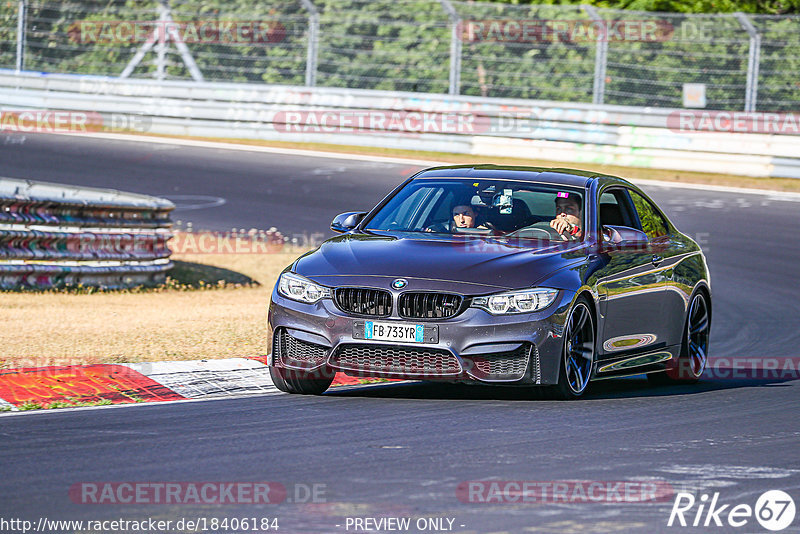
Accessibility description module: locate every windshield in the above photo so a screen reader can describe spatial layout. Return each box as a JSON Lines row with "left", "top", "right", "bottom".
{"left": 365, "top": 178, "right": 586, "bottom": 241}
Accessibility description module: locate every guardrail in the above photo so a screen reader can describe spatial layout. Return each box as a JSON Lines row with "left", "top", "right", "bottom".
{"left": 1, "top": 70, "right": 799, "bottom": 179}
{"left": 0, "top": 177, "right": 174, "bottom": 289}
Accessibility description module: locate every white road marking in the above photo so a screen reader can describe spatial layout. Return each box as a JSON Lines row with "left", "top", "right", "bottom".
{"left": 67, "top": 132, "right": 442, "bottom": 166}
{"left": 166, "top": 194, "right": 227, "bottom": 211}
{"left": 57, "top": 131, "right": 800, "bottom": 200}
{"left": 0, "top": 391, "right": 285, "bottom": 417}
{"left": 311, "top": 166, "right": 348, "bottom": 175}
{"left": 639, "top": 179, "right": 800, "bottom": 202}
{"left": 660, "top": 465, "right": 800, "bottom": 479}
{"left": 662, "top": 194, "right": 795, "bottom": 210}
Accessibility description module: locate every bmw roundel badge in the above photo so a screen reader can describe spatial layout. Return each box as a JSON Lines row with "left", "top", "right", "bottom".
{"left": 392, "top": 279, "right": 408, "bottom": 289}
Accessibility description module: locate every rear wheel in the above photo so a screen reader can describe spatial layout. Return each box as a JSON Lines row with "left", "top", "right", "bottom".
{"left": 648, "top": 291, "right": 710, "bottom": 385}
{"left": 550, "top": 299, "right": 596, "bottom": 400}
{"left": 269, "top": 366, "right": 335, "bottom": 395}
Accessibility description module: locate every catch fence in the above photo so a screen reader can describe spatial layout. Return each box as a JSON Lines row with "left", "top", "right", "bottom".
{"left": 0, "top": 0, "right": 798, "bottom": 112}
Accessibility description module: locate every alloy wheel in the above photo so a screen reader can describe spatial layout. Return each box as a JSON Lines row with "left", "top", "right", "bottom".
{"left": 685, "top": 293, "right": 710, "bottom": 378}
{"left": 564, "top": 302, "right": 595, "bottom": 395}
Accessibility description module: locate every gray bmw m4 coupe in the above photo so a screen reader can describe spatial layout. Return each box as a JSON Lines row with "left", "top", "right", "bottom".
{"left": 268, "top": 165, "right": 711, "bottom": 399}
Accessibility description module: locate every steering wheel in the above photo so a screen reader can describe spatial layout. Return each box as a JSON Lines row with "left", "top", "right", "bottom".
{"left": 424, "top": 222, "right": 449, "bottom": 233}
{"left": 504, "top": 226, "right": 554, "bottom": 240}
{"left": 526, "top": 221, "right": 578, "bottom": 241}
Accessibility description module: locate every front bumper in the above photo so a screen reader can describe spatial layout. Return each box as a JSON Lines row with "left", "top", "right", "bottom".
{"left": 267, "top": 286, "right": 575, "bottom": 386}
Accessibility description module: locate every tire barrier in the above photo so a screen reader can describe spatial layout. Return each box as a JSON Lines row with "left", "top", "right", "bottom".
{"left": 0, "top": 177, "right": 174, "bottom": 289}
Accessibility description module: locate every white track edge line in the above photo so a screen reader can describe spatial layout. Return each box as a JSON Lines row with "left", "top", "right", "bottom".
{"left": 45, "top": 131, "right": 800, "bottom": 201}
{"left": 0, "top": 381, "right": 411, "bottom": 417}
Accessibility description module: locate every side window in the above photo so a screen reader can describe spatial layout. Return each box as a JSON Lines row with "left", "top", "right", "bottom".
{"left": 598, "top": 189, "right": 634, "bottom": 228}
{"left": 628, "top": 190, "right": 669, "bottom": 239}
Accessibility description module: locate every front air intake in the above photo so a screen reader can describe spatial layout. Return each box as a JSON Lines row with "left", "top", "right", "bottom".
{"left": 273, "top": 328, "right": 329, "bottom": 369}
{"left": 330, "top": 344, "right": 462, "bottom": 376}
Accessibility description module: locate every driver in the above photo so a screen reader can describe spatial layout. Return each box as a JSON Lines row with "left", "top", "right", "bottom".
{"left": 550, "top": 193, "right": 583, "bottom": 240}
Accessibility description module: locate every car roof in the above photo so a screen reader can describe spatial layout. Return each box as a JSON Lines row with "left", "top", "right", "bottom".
{"left": 413, "top": 164, "right": 633, "bottom": 190}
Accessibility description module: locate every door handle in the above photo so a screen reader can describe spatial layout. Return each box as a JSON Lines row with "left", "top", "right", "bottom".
{"left": 652, "top": 254, "right": 663, "bottom": 265}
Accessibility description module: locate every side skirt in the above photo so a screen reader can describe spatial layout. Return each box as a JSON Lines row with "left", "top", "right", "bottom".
{"left": 593, "top": 347, "right": 679, "bottom": 380}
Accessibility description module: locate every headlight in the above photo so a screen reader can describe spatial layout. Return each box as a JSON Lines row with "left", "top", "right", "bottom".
{"left": 471, "top": 288, "right": 558, "bottom": 315}
{"left": 277, "top": 272, "right": 331, "bottom": 304}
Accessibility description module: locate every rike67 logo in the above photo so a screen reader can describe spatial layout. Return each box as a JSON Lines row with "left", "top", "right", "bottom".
{"left": 668, "top": 490, "right": 796, "bottom": 531}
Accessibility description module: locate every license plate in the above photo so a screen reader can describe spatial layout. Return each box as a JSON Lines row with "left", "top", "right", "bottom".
{"left": 352, "top": 320, "right": 439, "bottom": 344}
{"left": 366, "top": 321, "right": 423, "bottom": 342}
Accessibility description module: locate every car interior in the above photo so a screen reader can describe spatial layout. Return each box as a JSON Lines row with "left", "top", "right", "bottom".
{"left": 422, "top": 187, "right": 584, "bottom": 240}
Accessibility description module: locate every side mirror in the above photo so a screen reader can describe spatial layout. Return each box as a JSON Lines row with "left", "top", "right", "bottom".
{"left": 601, "top": 225, "right": 649, "bottom": 251}
{"left": 331, "top": 211, "right": 366, "bottom": 233}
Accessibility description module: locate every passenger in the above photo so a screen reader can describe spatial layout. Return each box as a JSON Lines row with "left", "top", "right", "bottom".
{"left": 451, "top": 204, "right": 478, "bottom": 229}
{"left": 426, "top": 199, "right": 487, "bottom": 232}
{"left": 550, "top": 193, "right": 583, "bottom": 239}
{"left": 452, "top": 198, "right": 492, "bottom": 231}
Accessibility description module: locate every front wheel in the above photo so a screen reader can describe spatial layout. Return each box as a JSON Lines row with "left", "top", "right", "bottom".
{"left": 269, "top": 366, "right": 335, "bottom": 395}
{"left": 549, "top": 299, "right": 596, "bottom": 400}
{"left": 648, "top": 291, "right": 710, "bottom": 385}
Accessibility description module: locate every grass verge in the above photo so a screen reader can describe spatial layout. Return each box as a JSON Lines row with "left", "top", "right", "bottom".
{"left": 16, "top": 399, "right": 115, "bottom": 411}
{"left": 0, "top": 247, "right": 306, "bottom": 369}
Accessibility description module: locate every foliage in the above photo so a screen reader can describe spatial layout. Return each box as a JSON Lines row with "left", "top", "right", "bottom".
{"left": 482, "top": 0, "right": 800, "bottom": 15}
{"left": 0, "top": 0, "right": 797, "bottom": 111}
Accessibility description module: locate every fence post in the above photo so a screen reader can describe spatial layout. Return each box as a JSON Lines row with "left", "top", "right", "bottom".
{"left": 583, "top": 5, "right": 607, "bottom": 106}
{"left": 438, "top": 0, "right": 462, "bottom": 95}
{"left": 155, "top": 1, "right": 169, "bottom": 81}
{"left": 734, "top": 12, "right": 761, "bottom": 113}
{"left": 122, "top": 1, "right": 204, "bottom": 81}
{"left": 15, "top": 0, "right": 26, "bottom": 73}
{"left": 299, "top": 0, "right": 319, "bottom": 87}
{"left": 160, "top": 1, "right": 204, "bottom": 81}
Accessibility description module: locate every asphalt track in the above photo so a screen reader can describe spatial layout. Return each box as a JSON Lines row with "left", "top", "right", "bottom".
{"left": 1, "top": 133, "right": 799, "bottom": 533}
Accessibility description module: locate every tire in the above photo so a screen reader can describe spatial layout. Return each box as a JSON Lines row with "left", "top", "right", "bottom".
{"left": 648, "top": 291, "right": 710, "bottom": 385}
{"left": 269, "top": 365, "right": 335, "bottom": 395}
{"left": 549, "top": 298, "right": 596, "bottom": 400}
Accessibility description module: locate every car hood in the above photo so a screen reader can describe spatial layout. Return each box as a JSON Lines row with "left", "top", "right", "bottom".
{"left": 293, "top": 231, "right": 587, "bottom": 293}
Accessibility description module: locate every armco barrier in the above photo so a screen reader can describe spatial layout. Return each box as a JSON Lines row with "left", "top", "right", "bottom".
{"left": 0, "top": 177, "right": 174, "bottom": 289}
{"left": 0, "top": 70, "right": 799, "bottom": 178}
